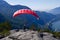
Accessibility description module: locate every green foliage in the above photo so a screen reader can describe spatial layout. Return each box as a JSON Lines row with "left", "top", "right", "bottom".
{"left": 30, "top": 23, "right": 37, "bottom": 31}
{"left": 43, "top": 26, "right": 60, "bottom": 38}
{"left": 30, "top": 23, "right": 43, "bottom": 33}
{"left": 37, "top": 28, "right": 42, "bottom": 32}
{"left": 52, "top": 32, "right": 60, "bottom": 38}
{"left": 43, "top": 28, "right": 51, "bottom": 33}
{"left": 0, "top": 30, "right": 10, "bottom": 36}
{"left": 0, "top": 21, "right": 11, "bottom": 36}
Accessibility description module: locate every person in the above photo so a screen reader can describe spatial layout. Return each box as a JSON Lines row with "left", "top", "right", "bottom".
{"left": 23, "top": 24, "right": 26, "bottom": 32}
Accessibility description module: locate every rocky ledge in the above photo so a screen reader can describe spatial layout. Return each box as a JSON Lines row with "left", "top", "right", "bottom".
{"left": 0, "top": 30, "right": 60, "bottom": 40}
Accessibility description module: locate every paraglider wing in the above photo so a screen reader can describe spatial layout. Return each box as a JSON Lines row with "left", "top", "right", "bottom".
{"left": 13, "top": 9, "right": 39, "bottom": 18}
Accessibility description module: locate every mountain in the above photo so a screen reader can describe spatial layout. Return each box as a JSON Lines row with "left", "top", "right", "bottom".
{"left": 0, "top": 0, "right": 56, "bottom": 29}
{"left": 48, "top": 16, "right": 60, "bottom": 32}
{"left": 47, "top": 7, "right": 60, "bottom": 32}
{"left": 35, "top": 11, "right": 55, "bottom": 24}
{"left": 48, "top": 7, "right": 60, "bottom": 15}
{"left": 0, "top": 0, "right": 31, "bottom": 29}
{"left": 48, "top": 14, "right": 60, "bottom": 32}
{"left": 0, "top": 13, "right": 6, "bottom": 23}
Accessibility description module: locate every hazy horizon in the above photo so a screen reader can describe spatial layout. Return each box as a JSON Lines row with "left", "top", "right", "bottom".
{"left": 4, "top": 0, "right": 60, "bottom": 11}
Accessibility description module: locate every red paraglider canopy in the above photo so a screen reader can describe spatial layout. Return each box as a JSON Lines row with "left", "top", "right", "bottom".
{"left": 13, "top": 9, "right": 39, "bottom": 19}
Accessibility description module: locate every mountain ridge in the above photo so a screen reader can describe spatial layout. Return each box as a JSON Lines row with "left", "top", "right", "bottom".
{"left": 0, "top": 0, "right": 56, "bottom": 31}
{"left": 48, "top": 7, "right": 60, "bottom": 15}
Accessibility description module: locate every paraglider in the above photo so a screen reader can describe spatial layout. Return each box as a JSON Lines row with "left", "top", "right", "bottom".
{"left": 13, "top": 9, "right": 39, "bottom": 19}
{"left": 13, "top": 9, "right": 39, "bottom": 31}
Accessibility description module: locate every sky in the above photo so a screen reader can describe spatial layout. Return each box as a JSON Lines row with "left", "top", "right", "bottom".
{"left": 4, "top": 0, "right": 60, "bottom": 11}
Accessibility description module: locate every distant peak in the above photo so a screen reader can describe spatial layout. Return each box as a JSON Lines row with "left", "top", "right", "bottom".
{"left": 0, "top": 0, "right": 11, "bottom": 6}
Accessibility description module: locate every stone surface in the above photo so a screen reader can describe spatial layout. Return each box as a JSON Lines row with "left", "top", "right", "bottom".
{"left": 0, "top": 30, "right": 59, "bottom": 40}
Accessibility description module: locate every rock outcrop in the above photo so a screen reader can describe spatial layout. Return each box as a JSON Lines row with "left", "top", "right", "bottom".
{"left": 1, "top": 30, "right": 59, "bottom": 40}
